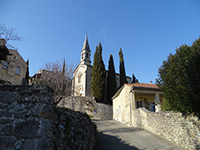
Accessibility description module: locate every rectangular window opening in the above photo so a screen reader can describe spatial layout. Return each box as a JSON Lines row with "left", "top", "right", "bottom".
{"left": 2, "top": 61, "right": 8, "bottom": 69}
{"left": 16, "top": 67, "right": 21, "bottom": 75}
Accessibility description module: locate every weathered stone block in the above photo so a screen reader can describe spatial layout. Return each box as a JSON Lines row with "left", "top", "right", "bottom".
{"left": 0, "top": 91, "right": 18, "bottom": 103}
{"left": 0, "top": 136, "right": 17, "bottom": 150}
{"left": 21, "top": 139, "right": 37, "bottom": 150}
{"left": 0, "top": 119, "right": 13, "bottom": 124}
{"left": 40, "top": 105, "right": 56, "bottom": 118}
{"left": 14, "top": 119, "right": 40, "bottom": 138}
{"left": 4, "top": 111, "right": 12, "bottom": 117}
{"left": 15, "top": 142, "right": 23, "bottom": 150}
{"left": 0, "top": 111, "right": 3, "bottom": 117}
{"left": 0, "top": 102, "right": 14, "bottom": 109}
{"left": 2, "top": 125, "right": 13, "bottom": 135}
{"left": 13, "top": 103, "right": 25, "bottom": 111}
{"left": 14, "top": 111, "right": 30, "bottom": 118}
{"left": 37, "top": 137, "right": 53, "bottom": 150}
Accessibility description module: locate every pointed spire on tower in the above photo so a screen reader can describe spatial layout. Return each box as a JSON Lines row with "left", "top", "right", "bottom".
{"left": 82, "top": 34, "right": 90, "bottom": 51}
{"left": 80, "top": 34, "right": 91, "bottom": 65}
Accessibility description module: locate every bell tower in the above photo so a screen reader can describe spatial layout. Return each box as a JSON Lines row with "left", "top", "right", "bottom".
{"left": 81, "top": 35, "right": 91, "bottom": 65}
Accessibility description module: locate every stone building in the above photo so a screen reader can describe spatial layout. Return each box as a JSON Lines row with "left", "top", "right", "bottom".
{"left": 29, "top": 69, "right": 50, "bottom": 85}
{"left": 72, "top": 35, "right": 131, "bottom": 97}
{"left": 0, "top": 39, "right": 27, "bottom": 85}
{"left": 112, "top": 83, "right": 163, "bottom": 123}
{"left": 0, "top": 39, "right": 10, "bottom": 60}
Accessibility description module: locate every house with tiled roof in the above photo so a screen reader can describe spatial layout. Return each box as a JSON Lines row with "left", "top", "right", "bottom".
{"left": 112, "top": 83, "right": 163, "bottom": 124}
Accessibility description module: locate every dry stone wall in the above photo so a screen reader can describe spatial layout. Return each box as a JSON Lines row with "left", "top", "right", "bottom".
{"left": 131, "top": 108, "right": 200, "bottom": 150}
{"left": 55, "top": 107, "right": 97, "bottom": 150}
{"left": 57, "top": 96, "right": 113, "bottom": 120}
{"left": 0, "top": 85, "right": 97, "bottom": 150}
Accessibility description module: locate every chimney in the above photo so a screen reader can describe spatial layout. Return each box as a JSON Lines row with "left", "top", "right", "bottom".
{"left": 0, "top": 39, "right": 6, "bottom": 46}
{"left": 150, "top": 81, "right": 153, "bottom": 84}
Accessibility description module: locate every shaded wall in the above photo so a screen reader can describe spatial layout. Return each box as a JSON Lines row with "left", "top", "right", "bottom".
{"left": 0, "top": 85, "right": 97, "bottom": 150}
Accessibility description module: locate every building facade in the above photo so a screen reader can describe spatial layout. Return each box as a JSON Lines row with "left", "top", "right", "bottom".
{"left": 112, "top": 83, "right": 163, "bottom": 123}
{"left": 0, "top": 40, "right": 27, "bottom": 85}
{"left": 72, "top": 35, "right": 131, "bottom": 97}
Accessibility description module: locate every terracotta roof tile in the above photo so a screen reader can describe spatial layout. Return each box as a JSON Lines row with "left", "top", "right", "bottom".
{"left": 125, "top": 83, "right": 160, "bottom": 89}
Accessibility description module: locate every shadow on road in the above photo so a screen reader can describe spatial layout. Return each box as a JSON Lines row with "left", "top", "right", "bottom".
{"left": 102, "top": 127, "right": 142, "bottom": 134}
{"left": 93, "top": 120, "right": 183, "bottom": 150}
{"left": 94, "top": 132, "right": 145, "bottom": 150}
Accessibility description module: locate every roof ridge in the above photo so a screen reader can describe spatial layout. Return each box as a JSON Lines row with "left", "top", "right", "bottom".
{"left": 125, "top": 83, "right": 159, "bottom": 89}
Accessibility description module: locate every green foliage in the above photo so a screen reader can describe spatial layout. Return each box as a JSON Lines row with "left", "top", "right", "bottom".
{"left": 106, "top": 54, "right": 117, "bottom": 105}
{"left": 119, "top": 48, "right": 127, "bottom": 87}
{"left": 131, "top": 73, "right": 139, "bottom": 83}
{"left": 25, "top": 59, "right": 29, "bottom": 84}
{"left": 156, "top": 38, "right": 200, "bottom": 113}
{"left": 62, "top": 59, "right": 65, "bottom": 75}
{"left": 91, "top": 42, "right": 106, "bottom": 102}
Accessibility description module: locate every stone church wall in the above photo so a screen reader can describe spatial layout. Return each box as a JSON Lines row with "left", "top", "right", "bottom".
{"left": 57, "top": 96, "right": 113, "bottom": 120}
{"left": 131, "top": 108, "right": 200, "bottom": 150}
{"left": 0, "top": 85, "right": 97, "bottom": 150}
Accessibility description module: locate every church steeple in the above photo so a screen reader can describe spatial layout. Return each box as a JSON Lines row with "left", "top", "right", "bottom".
{"left": 81, "top": 35, "right": 91, "bottom": 65}
{"left": 82, "top": 35, "right": 90, "bottom": 51}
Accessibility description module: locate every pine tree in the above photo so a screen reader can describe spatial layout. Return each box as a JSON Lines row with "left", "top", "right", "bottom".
{"left": 107, "top": 54, "right": 117, "bottom": 105}
{"left": 91, "top": 42, "right": 106, "bottom": 102}
{"left": 119, "top": 48, "right": 127, "bottom": 87}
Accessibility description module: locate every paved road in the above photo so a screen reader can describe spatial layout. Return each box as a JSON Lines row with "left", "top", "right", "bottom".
{"left": 93, "top": 120, "right": 184, "bottom": 150}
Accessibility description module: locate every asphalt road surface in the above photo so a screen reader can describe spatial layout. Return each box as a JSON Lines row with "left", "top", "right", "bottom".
{"left": 93, "top": 120, "right": 184, "bottom": 150}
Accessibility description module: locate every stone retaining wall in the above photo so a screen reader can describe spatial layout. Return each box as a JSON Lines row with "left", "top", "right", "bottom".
{"left": 57, "top": 96, "right": 113, "bottom": 120}
{"left": 131, "top": 108, "right": 200, "bottom": 150}
{"left": 55, "top": 107, "right": 97, "bottom": 150}
{"left": 0, "top": 85, "right": 97, "bottom": 150}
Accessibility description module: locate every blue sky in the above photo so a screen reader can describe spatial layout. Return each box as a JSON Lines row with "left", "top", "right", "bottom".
{"left": 1, "top": 0, "right": 200, "bottom": 83}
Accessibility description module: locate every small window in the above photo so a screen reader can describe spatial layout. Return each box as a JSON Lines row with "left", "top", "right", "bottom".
{"left": 78, "top": 74, "right": 82, "bottom": 83}
{"left": 150, "top": 102, "right": 155, "bottom": 112}
{"left": 136, "top": 101, "right": 142, "bottom": 108}
{"left": 2, "top": 61, "right": 8, "bottom": 69}
{"left": 16, "top": 67, "right": 21, "bottom": 75}
{"left": 86, "top": 53, "right": 88, "bottom": 58}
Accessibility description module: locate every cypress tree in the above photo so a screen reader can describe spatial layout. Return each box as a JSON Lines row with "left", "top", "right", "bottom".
{"left": 91, "top": 46, "right": 99, "bottom": 99}
{"left": 107, "top": 54, "right": 117, "bottom": 105}
{"left": 131, "top": 73, "right": 139, "bottom": 83}
{"left": 131, "top": 73, "right": 136, "bottom": 83}
{"left": 91, "top": 42, "right": 106, "bottom": 102}
{"left": 25, "top": 59, "right": 29, "bottom": 84}
{"left": 119, "top": 48, "right": 127, "bottom": 87}
{"left": 62, "top": 59, "right": 65, "bottom": 75}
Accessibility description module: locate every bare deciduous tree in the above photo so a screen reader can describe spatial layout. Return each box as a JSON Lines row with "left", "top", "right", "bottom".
{"left": 32, "top": 60, "right": 74, "bottom": 104}
{"left": 0, "top": 24, "right": 22, "bottom": 49}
